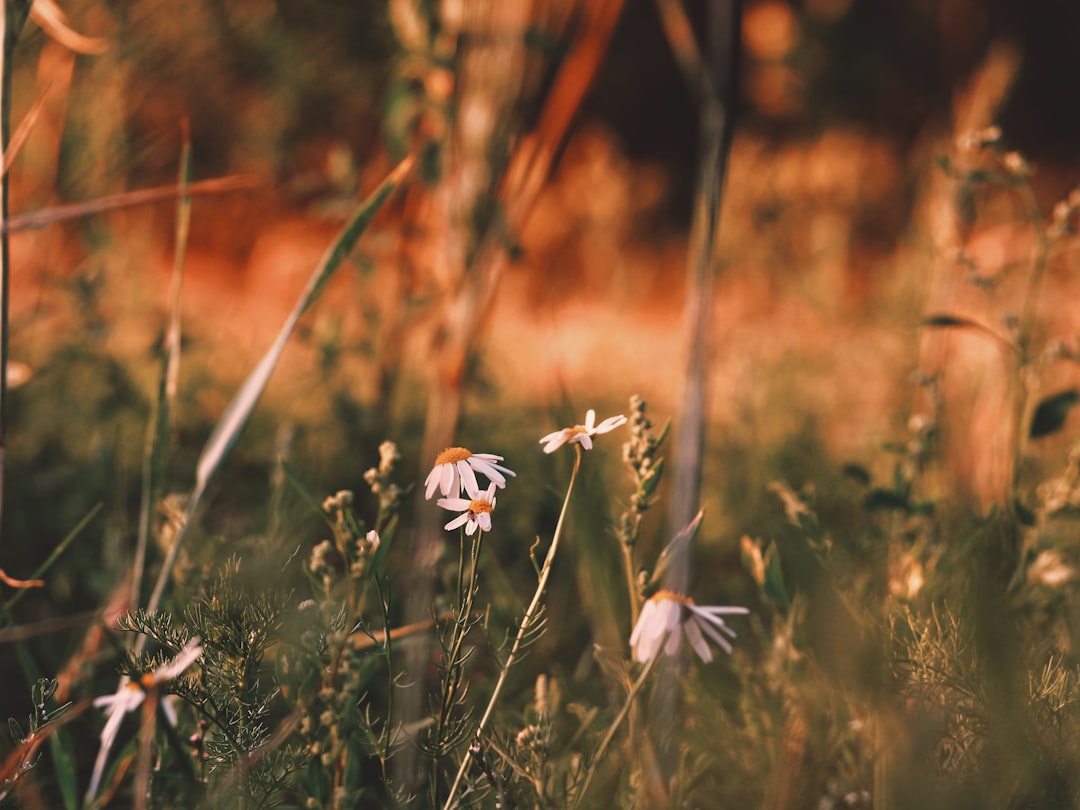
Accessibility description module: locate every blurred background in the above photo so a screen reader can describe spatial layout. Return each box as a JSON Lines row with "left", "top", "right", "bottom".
{"left": 4, "top": 0, "right": 1080, "bottom": 801}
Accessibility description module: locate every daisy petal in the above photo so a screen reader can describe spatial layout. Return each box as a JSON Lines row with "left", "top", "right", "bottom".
{"left": 470, "top": 457, "right": 507, "bottom": 486}
{"left": 664, "top": 624, "right": 682, "bottom": 656}
{"left": 445, "top": 513, "right": 470, "bottom": 532}
{"left": 424, "top": 468, "right": 441, "bottom": 499}
{"left": 457, "top": 461, "right": 480, "bottom": 497}
{"left": 440, "top": 463, "right": 456, "bottom": 497}
{"left": 693, "top": 613, "right": 737, "bottom": 653}
{"left": 684, "top": 616, "right": 714, "bottom": 663}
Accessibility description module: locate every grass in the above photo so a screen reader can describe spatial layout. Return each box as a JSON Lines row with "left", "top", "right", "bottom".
{"left": 2, "top": 3, "right": 1080, "bottom": 809}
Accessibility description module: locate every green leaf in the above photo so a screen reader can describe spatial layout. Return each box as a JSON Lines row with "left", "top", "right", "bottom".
{"left": 911, "top": 500, "right": 936, "bottom": 517}
{"left": 640, "top": 458, "right": 665, "bottom": 499}
{"left": 281, "top": 458, "right": 327, "bottom": 518}
{"left": 864, "top": 488, "right": 909, "bottom": 512}
{"left": 31, "top": 678, "right": 57, "bottom": 717}
{"left": 922, "top": 313, "right": 979, "bottom": 328}
{"left": 841, "top": 463, "right": 871, "bottom": 486}
{"left": 1013, "top": 497, "right": 1037, "bottom": 527}
{"left": 372, "top": 515, "right": 397, "bottom": 573}
{"left": 762, "top": 541, "right": 789, "bottom": 608}
{"left": 192, "top": 157, "right": 413, "bottom": 501}
{"left": 921, "top": 314, "right": 1016, "bottom": 353}
{"left": 48, "top": 724, "right": 79, "bottom": 810}
{"left": 0, "top": 503, "right": 102, "bottom": 617}
{"left": 653, "top": 418, "right": 672, "bottom": 449}
{"left": 1030, "top": 389, "right": 1079, "bottom": 439}
{"left": 143, "top": 156, "right": 414, "bottom": 620}
{"left": 7, "top": 717, "right": 24, "bottom": 744}
{"left": 648, "top": 510, "right": 703, "bottom": 589}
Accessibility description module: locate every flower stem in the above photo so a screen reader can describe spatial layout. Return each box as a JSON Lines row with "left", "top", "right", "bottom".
{"left": 620, "top": 541, "right": 640, "bottom": 627}
{"left": 572, "top": 651, "right": 661, "bottom": 808}
{"left": 441, "top": 445, "right": 582, "bottom": 809}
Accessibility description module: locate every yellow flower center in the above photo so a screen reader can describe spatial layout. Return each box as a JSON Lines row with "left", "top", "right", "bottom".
{"left": 567, "top": 426, "right": 589, "bottom": 436}
{"left": 468, "top": 499, "right": 494, "bottom": 515}
{"left": 138, "top": 673, "right": 156, "bottom": 689}
{"left": 435, "top": 447, "right": 472, "bottom": 465}
{"left": 651, "top": 589, "right": 695, "bottom": 606}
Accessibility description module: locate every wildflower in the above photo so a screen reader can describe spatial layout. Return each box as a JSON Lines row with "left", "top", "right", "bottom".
{"left": 1002, "top": 150, "right": 1030, "bottom": 176}
{"left": 364, "top": 529, "right": 380, "bottom": 554}
{"left": 540, "top": 409, "right": 628, "bottom": 454}
{"left": 437, "top": 479, "right": 497, "bottom": 535}
{"left": 424, "top": 447, "right": 515, "bottom": 499}
{"left": 93, "top": 637, "right": 203, "bottom": 754}
{"left": 1028, "top": 549, "right": 1076, "bottom": 588}
{"left": 629, "top": 591, "right": 748, "bottom": 664}
{"left": 955, "top": 125, "right": 1001, "bottom": 152}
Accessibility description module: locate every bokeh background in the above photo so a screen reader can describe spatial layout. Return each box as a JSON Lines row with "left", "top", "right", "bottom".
{"left": 4, "top": 0, "right": 1080, "bottom": 804}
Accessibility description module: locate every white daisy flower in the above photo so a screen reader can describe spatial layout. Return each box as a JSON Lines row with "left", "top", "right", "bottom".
{"left": 539, "top": 409, "right": 627, "bottom": 454}
{"left": 437, "top": 479, "right": 497, "bottom": 535}
{"left": 92, "top": 637, "right": 203, "bottom": 755}
{"left": 424, "top": 447, "right": 516, "bottom": 499}
{"left": 629, "top": 591, "right": 748, "bottom": 663}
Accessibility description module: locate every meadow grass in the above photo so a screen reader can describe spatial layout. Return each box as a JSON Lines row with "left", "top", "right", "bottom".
{"left": 2, "top": 4, "right": 1080, "bottom": 810}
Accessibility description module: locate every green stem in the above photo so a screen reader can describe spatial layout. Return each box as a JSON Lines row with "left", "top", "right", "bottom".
{"left": 572, "top": 651, "right": 661, "bottom": 808}
{"left": 620, "top": 541, "right": 640, "bottom": 628}
{"left": 442, "top": 445, "right": 582, "bottom": 809}
{"left": 434, "top": 529, "right": 483, "bottom": 763}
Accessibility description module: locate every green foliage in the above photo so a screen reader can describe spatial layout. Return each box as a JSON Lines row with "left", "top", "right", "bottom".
{"left": 1031, "top": 389, "right": 1080, "bottom": 439}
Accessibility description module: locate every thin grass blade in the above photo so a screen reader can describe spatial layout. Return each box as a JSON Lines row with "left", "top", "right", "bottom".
{"left": 1, "top": 83, "right": 50, "bottom": 177}
{"left": 0, "top": 502, "right": 103, "bottom": 617}
{"left": 3, "top": 174, "right": 257, "bottom": 233}
{"left": 140, "top": 155, "right": 413, "bottom": 626}
{"left": 192, "top": 154, "right": 413, "bottom": 499}
{"left": 133, "top": 126, "right": 191, "bottom": 610}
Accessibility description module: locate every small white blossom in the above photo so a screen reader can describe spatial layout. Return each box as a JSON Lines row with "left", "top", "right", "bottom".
{"left": 1028, "top": 549, "right": 1076, "bottom": 588}
{"left": 91, "top": 638, "right": 203, "bottom": 775}
{"left": 630, "top": 591, "right": 748, "bottom": 663}
{"left": 424, "top": 447, "right": 515, "bottom": 499}
{"left": 437, "top": 478, "right": 497, "bottom": 535}
{"left": 539, "top": 409, "right": 627, "bottom": 454}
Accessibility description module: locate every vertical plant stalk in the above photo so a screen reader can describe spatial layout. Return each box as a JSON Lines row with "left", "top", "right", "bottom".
{"left": 0, "top": 2, "right": 10, "bottom": 547}
{"left": 646, "top": 0, "right": 742, "bottom": 795}
{"left": 442, "top": 445, "right": 582, "bottom": 809}
{"left": 1008, "top": 177, "right": 1052, "bottom": 498}
{"left": 0, "top": 3, "right": 19, "bottom": 546}
{"left": 572, "top": 651, "right": 661, "bottom": 809}
{"left": 400, "top": 0, "right": 624, "bottom": 787}
{"left": 0, "top": 0, "right": 30, "bottom": 546}
{"left": 620, "top": 536, "right": 639, "bottom": 627}
{"left": 427, "top": 528, "right": 485, "bottom": 805}
{"left": 133, "top": 124, "right": 191, "bottom": 610}
{"left": 652, "top": 0, "right": 741, "bottom": 792}
{"left": 660, "top": 0, "right": 741, "bottom": 592}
